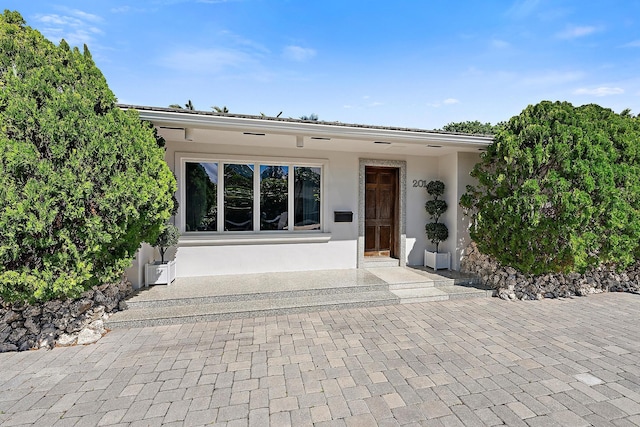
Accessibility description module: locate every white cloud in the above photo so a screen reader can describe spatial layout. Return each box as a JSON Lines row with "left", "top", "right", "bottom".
{"left": 110, "top": 6, "right": 150, "bottom": 14}
{"left": 162, "top": 48, "right": 253, "bottom": 72}
{"left": 574, "top": 87, "right": 624, "bottom": 96}
{"left": 36, "top": 14, "right": 68, "bottom": 25}
{"left": 556, "top": 25, "right": 598, "bottom": 39}
{"left": 491, "top": 39, "right": 510, "bottom": 49}
{"left": 506, "top": 0, "right": 541, "bottom": 19}
{"left": 427, "top": 98, "right": 460, "bottom": 108}
{"left": 622, "top": 40, "right": 640, "bottom": 48}
{"left": 522, "top": 70, "right": 584, "bottom": 86}
{"left": 35, "top": 9, "right": 104, "bottom": 46}
{"left": 282, "top": 45, "right": 316, "bottom": 62}
{"left": 219, "top": 30, "right": 270, "bottom": 55}
{"left": 69, "top": 9, "right": 102, "bottom": 23}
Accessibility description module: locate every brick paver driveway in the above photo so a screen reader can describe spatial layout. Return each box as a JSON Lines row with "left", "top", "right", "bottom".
{"left": 1, "top": 293, "right": 639, "bottom": 426}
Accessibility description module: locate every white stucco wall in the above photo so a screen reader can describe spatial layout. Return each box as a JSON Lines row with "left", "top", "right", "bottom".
{"left": 435, "top": 153, "right": 458, "bottom": 268}
{"left": 122, "top": 133, "right": 481, "bottom": 281}
{"left": 455, "top": 152, "right": 482, "bottom": 269}
{"left": 124, "top": 242, "right": 155, "bottom": 289}
{"left": 404, "top": 156, "right": 440, "bottom": 266}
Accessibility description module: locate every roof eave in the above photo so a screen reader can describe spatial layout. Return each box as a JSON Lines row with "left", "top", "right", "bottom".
{"left": 121, "top": 104, "right": 493, "bottom": 148}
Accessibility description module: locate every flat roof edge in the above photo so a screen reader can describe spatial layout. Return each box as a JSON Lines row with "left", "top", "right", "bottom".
{"left": 119, "top": 104, "right": 494, "bottom": 146}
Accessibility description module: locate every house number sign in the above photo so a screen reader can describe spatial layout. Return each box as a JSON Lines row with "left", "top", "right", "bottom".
{"left": 412, "top": 179, "right": 428, "bottom": 188}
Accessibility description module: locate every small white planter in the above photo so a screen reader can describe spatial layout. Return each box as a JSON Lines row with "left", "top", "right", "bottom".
{"left": 424, "top": 250, "right": 450, "bottom": 271}
{"left": 145, "top": 260, "right": 176, "bottom": 286}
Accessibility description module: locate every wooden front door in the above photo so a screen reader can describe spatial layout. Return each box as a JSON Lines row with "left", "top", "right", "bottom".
{"left": 365, "top": 167, "right": 398, "bottom": 257}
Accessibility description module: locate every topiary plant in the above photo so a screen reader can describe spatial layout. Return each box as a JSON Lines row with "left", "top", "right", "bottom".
{"left": 425, "top": 180, "right": 449, "bottom": 252}
{"left": 153, "top": 224, "right": 180, "bottom": 264}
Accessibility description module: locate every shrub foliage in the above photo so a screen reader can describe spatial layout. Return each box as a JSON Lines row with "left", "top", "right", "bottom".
{"left": 440, "top": 120, "right": 502, "bottom": 135}
{"left": 462, "top": 101, "right": 640, "bottom": 275}
{"left": 0, "top": 11, "right": 176, "bottom": 302}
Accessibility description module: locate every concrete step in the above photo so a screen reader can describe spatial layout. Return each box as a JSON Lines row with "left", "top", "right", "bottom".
{"left": 390, "top": 284, "right": 494, "bottom": 304}
{"left": 126, "top": 283, "right": 390, "bottom": 309}
{"left": 391, "top": 287, "right": 449, "bottom": 303}
{"left": 106, "top": 290, "right": 399, "bottom": 328}
{"left": 437, "top": 285, "right": 495, "bottom": 300}
{"left": 362, "top": 257, "right": 400, "bottom": 268}
{"left": 432, "top": 279, "right": 457, "bottom": 287}
{"left": 388, "top": 281, "right": 435, "bottom": 291}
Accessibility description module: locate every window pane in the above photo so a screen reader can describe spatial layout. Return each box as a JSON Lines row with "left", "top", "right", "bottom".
{"left": 185, "top": 162, "right": 218, "bottom": 231}
{"left": 224, "top": 164, "right": 254, "bottom": 231}
{"left": 294, "top": 167, "right": 321, "bottom": 230}
{"left": 260, "top": 165, "right": 289, "bottom": 230}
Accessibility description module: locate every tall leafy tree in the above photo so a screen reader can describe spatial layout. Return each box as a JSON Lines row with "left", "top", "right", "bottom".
{"left": 0, "top": 10, "right": 176, "bottom": 302}
{"left": 462, "top": 101, "right": 640, "bottom": 275}
{"left": 440, "top": 120, "right": 501, "bottom": 135}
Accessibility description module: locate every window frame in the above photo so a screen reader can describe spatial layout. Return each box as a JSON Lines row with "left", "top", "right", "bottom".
{"left": 176, "top": 152, "right": 330, "bottom": 244}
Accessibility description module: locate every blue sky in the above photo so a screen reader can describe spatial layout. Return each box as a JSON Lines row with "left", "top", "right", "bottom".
{"left": 6, "top": 0, "right": 640, "bottom": 129}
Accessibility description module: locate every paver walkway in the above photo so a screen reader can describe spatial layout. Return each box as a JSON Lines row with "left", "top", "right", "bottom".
{"left": 1, "top": 293, "right": 639, "bottom": 426}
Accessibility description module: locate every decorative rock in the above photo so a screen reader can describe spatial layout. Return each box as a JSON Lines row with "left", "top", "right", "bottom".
{"left": 65, "top": 318, "right": 85, "bottom": 334}
{"left": 53, "top": 317, "right": 69, "bottom": 331}
{"left": 19, "top": 339, "right": 34, "bottom": 351}
{"left": 91, "top": 306, "right": 106, "bottom": 321}
{"left": 23, "top": 306, "right": 42, "bottom": 318}
{"left": 0, "top": 343, "right": 18, "bottom": 353}
{"left": 37, "top": 328, "right": 57, "bottom": 349}
{"left": 9, "top": 328, "right": 27, "bottom": 342}
{"left": 57, "top": 333, "right": 77, "bottom": 346}
{"left": 461, "top": 242, "right": 640, "bottom": 300}
{"left": 24, "top": 317, "right": 41, "bottom": 335}
{"left": 3, "top": 310, "right": 21, "bottom": 324}
{"left": 497, "top": 290, "right": 510, "bottom": 300}
{"left": 43, "top": 300, "right": 62, "bottom": 314}
{"left": 0, "top": 278, "right": 132, "bottom": 352}
{"left": 70, "top": 299, "right": 93, "bottom": 316}
{"left": 77, "top": 327, "right": 102, "bottom": 345}
{"left": 89, "top": 319, "right": 106, "bottom": 335}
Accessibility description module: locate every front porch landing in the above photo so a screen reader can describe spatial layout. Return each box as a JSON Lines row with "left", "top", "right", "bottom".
{"left": 106, "top": 267, "right": 491, "bottom": 329}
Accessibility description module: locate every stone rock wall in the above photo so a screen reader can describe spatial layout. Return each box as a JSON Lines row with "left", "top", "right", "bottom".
{"left": 0, "top": 279, "right": 132, "bottom": 352}
{"left": 461, "top": 242, "right": 640, "bottom": 300}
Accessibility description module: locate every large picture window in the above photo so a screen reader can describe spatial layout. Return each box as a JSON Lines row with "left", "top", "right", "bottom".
{"left": 184, "top": 159, "right": 322, "bottom": 233}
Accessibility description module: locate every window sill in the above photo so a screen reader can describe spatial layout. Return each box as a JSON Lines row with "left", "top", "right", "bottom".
{"left": 179, "top": 232, "right": 332, "bottom": 246}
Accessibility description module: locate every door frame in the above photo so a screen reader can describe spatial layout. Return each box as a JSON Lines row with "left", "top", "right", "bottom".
{"left": 358, "top": 159, "right": 406, "bottom": 268}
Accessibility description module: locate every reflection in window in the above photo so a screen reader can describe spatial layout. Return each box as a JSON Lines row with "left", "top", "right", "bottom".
{"left": 224, "top": 164, "right": 254, "bottom": 231}
{"left": 185, "top": 162, "right": 217, "bottom": 231}
{"left": 294, "top": 167, "right": 321, "bottom": 230}
{"left": 260, "top": 165, "right": 289, "bottom": 230}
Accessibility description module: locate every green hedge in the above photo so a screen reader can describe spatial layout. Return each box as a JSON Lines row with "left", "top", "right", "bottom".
{"left": 462, "top": 101, "right": 640, "bottom": 275}
{"left": 0, "top": 11, "right": 176, "bottom": 302}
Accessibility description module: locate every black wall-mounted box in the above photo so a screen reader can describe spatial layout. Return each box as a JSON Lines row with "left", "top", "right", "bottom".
{"left": 334, "top": 211, "right": 353, "bottom": 223}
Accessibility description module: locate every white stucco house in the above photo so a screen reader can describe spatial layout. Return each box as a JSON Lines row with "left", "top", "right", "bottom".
{"left": 122, "top": 105, "right": 493, "bottom": 288}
